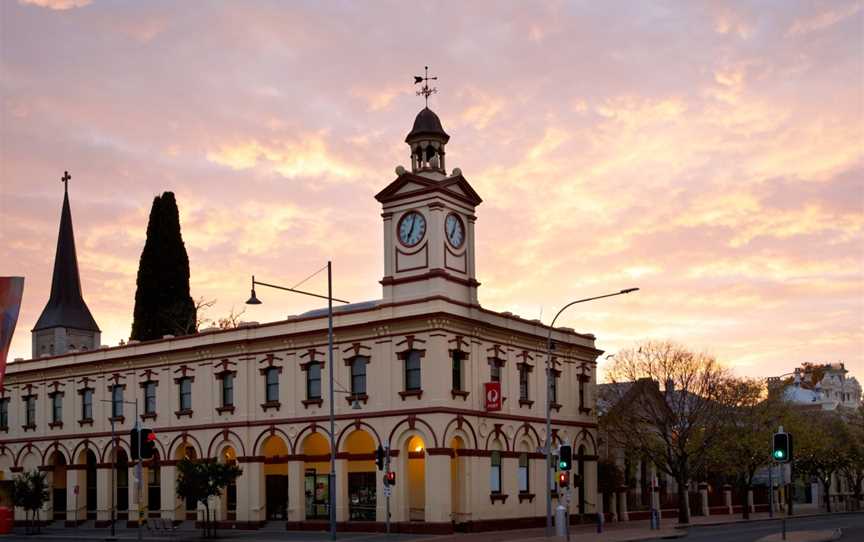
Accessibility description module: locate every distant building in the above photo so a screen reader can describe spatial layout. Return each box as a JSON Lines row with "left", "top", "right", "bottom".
{"left": 768, "top": 363, "right": 861, "bottom": 410}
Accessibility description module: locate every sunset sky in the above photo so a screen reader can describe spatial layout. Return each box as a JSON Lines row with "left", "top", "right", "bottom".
{"left": 1, "top": 0, "right": 862, "bottom": 381}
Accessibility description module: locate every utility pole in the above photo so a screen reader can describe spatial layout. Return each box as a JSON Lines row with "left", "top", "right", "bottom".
{"left": 385, "top": 445, "right": 391, "bottom": 535}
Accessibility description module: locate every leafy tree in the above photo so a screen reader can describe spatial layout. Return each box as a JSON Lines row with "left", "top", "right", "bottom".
{"left": 710, "top": 378, "right": 786, "bottom": 519}
{"left": 789, "top": 409, "right": 847, "bottom": 513}
{"left": 11, "top": 470, "right": 49, "bottom": 534}
{"left": 839, "top": 406, "right": 864, "bottom": 510}
{"left": 176, "top": 458, "right": 242, "bottom": 538}
{"left": 131, "top": 192, "right": 196, "bottom": 341}
{"left": 604, "top": 340, "right": 732, "bottom": 524}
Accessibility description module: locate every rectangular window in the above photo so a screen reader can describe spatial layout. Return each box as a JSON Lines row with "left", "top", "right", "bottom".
{"left": 452, "top": 351, "right": 463, "bottom": 391}
{"left": 490, "top": 362, "right": 501, "bottom": 383}
{"left": 550, "top": 457, "right": 558, "bottom": 491}
{"left": 405, "top": 350, "right": 422, "bottom": 391}
{"left": 351, "top": 357, "right": 368, "bottom": 396}
{"left": 25, "top": 396, "right": 36, "bottom": 427}
{"left": 51, "top": 394, "right": 62, "bottom": 424}
{"left": 490, "top": 451, "right": 502, "bottom": 494}
{"left": 222, "top": 373, "right": 234, "bottom": 407}
{"left": 550, "top": 373, "right": 558, "bottom": 404}
{"left": 307, "top": 362, "right": 321, "bottom": 399}
{"left": 144, "top": 382, "right": 157, "bottom": 415}
{"left": 111, "top": 386, "right": 124, "bottom": 418}
{"left": 265, "top": 367, "right": 279, "bottom": 403}
{"left": 0, "top": 399, "right": 8, "bottom": 428}
{"left": 82, "top": 389, "right": 93, "bottom": 420}
{"left": 519, "top": 366, "right": 529, "bottom": 401}
{"left": 179, "top": 378, "right": 192, "bottom": 411}
{"left": 518, "top": 453, "right": 530, "bottom": 493}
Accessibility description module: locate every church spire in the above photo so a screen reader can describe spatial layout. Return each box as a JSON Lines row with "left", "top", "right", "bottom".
{"left": 32, "top": 172, "right": 100, "bottom": 357}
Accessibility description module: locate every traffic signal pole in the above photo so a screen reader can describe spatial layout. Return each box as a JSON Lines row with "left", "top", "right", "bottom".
{"left": 384, "top": 446, "right": 391, "bottom": 535}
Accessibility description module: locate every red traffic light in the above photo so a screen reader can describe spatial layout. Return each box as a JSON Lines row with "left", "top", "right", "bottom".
{"left": 146, "top": 431, "right": 157, "bottom": 442}
{"left": 558, "top": 472, "right": 569, "bottom": 488}
{"left": 385, "top": 471, "right": 396, "bottom": 485}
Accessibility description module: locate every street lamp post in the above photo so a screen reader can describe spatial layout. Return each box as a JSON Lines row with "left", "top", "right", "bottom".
{"left": 544, "top": 288, "right": 639, "bottom": 537}
{"left": 246, "top": 263, "right": 350, "bottom": 540}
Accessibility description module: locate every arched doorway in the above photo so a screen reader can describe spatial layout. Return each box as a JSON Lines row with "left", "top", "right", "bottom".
{"left": 219, "top": 446, "right": 238, "bottom": 521}
{"left": 343, "top": 430, "right": 376, "bottom": 521}
{"left": 174, "top": 444, "right": 198, "bottom": 519}
{"left": 302, "top": 432, "right": 331, "bottom": 520}
{"left": 450, "top": 436, "right": 467, "bottom": 522}
{"left": 113, "top": 448, "right": 129, "bottom": 520}
{"left": 147, "top": 451, "right": 161, "bottom": 518}
{"left": 260, "top": 436, "right": 289, "bottom": 521}
{"left": 48, "top": 451, "right": 67, "bottom": 521}
{"left": 85, "top": 450, "right": 97, "bottom": 520}
{"left": 405, "top": 435, "right": 425, "bottom": 522}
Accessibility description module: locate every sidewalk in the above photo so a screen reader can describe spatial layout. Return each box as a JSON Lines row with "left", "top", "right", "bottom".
{"left": 754, "top": 530, "right": 841, "bottom": 542}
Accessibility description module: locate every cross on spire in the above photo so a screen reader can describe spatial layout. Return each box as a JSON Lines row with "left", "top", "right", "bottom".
{"left": 414, "top": 66, "right": 438, "bottom": 107}
{"left": 61, "top": 171, "right": 70, "bottom": 193}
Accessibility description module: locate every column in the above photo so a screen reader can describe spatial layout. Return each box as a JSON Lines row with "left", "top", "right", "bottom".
{"left": 127, "top": 466, "right": 139, "bottom": 527}
{"left": 616, "top": 485, "right": 628, "bottom": 522}
{"left": 335, "top": 458, "right": 349, "bottom": 522}
{"left": 287, "top": 461, "right": 304, "bottom": 522}
{"left": 426, "top": 452, "right": 453, "bottom": 523}
{"left": 723, "top": 484, "right": 733, "bottom": 515}
{"left": 236, "top": 460, "right": 261, "bottom": 524}
{"left": 160, "top": 464, "right": 178, "bottom": 522}
{"left": 584, "top": 459, "right": 598, "bottom": 515}
{"left": 698, "top": 482, "right": 709, "bottom": 517}
{"left": 609, "top": 491, "right": 618, "bottom": 522}
{"left": 96, "top": 466, "right": 113, "bottom": 525}
{"left": 65, "top": 469, "right": 81, "bottom": 525}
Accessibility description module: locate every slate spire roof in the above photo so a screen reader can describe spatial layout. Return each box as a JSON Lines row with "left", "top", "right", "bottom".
{"left": 32, "top": 183, "right": 100, "bottom": 333}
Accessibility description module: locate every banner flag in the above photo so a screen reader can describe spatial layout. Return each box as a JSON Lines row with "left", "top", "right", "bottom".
{"left": 0, "top": 277, "right": 25, "bottom": 387}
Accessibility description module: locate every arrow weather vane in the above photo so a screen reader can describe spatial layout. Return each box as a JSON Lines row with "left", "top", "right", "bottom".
{"left": 414, "top": 66, "right": 438, "bottom": 107}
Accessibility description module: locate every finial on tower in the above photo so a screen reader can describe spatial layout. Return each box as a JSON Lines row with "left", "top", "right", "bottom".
{"left": 414, "top": 66, "right": 438, "bottom": 108}
{"left": 61, "top": 171, "right": 70, "bottom": 193}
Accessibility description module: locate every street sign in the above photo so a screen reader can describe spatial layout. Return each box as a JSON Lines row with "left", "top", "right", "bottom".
{"left": 484, "top": 382, "right": 501, "bottom": 411}
{"left": 383, "top": 486, "right": 391, "bottom": 497}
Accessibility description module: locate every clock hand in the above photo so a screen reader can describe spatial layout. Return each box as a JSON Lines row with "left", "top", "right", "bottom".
{"left": 409, "top": 218, "right": 418, "bottom": 240}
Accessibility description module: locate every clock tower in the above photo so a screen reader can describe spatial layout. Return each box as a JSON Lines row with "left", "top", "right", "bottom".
{"left": 375, "top": 106, "right": 482, "bottom": 305}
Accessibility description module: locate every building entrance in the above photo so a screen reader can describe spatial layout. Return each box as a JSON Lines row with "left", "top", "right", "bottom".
{"left": 265, "top": 475, "right": 288, "bottom": 520}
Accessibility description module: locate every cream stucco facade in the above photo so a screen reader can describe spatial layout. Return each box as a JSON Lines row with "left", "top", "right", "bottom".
{"left": 0, "top": 107, "right": 602, "bottom": 532}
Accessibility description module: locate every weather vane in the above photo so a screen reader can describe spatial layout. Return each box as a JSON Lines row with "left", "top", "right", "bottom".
{"left": 414, "top": 66, "right": 438, "bottom": 107}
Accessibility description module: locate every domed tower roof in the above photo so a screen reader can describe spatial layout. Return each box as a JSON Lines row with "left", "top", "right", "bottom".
{"left": 405, "top": 107, "right": 450, "bottom": 144}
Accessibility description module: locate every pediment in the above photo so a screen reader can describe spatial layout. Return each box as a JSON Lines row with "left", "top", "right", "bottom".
{"left": 375, "top": 172, "right": 482, "bottom": 206}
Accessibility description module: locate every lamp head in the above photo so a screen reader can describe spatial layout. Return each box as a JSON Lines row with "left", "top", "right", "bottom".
{"left": 246, "top": 275, "right": 262, "bottom": 305}
{"left": 246, "top": 288, "right": 262, "bottom": 305}
{"left": 620, "top": 287, "right": 640, "bottom": 294}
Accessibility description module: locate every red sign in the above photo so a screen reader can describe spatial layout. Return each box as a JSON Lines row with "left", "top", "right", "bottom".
{"left": 484, "top": 382, "right": 502, "bottom": 411}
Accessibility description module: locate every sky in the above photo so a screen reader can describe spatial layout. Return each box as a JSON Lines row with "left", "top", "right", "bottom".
{"left": 1, "top": 0, "right": 862, "bottom": 382}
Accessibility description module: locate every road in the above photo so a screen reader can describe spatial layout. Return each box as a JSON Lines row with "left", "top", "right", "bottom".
{"left": 683, "top": 513, "right": 863, "bottom": 541}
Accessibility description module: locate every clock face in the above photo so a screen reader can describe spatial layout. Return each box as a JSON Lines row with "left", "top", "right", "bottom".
{"left": 398, "top": 211, "right": 427, "bottom": 247}
{"left": 445, "top": 213, "right": 465, "bottom": 248}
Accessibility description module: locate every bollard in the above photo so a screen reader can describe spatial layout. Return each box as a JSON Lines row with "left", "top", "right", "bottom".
{"left": 556, "top": 505, "right": 568, "bottom": 538}
{"left": 597, "top": 510, "right": 604, "bottom": 533}
{"left": 650, "top": 508, "right": 660, "bottom": 530}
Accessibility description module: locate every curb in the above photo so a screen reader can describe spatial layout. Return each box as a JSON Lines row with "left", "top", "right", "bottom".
{"left": 673, "top": 510, "right": 863, "bottom": 529}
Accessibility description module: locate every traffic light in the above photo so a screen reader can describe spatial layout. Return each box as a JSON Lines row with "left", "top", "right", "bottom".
{"left": 385, "top": 471, "right": 396, "bottom": 486}
{"left": 375, "top": 445, "right": 385, "bottom": 471}
{"left": 772, "top": 431, "right": 792, "bottom": 463}
{"left": 558, "top": 471, "right": 569, "bottom": 488}
{"left": 142, "top": 429, "right": 157, "bottom": 459}
{"left": 559, "top": 445, "right": 572, "bottom": 471}
{"left": 130, "top": 428, "right": 140, "bottom": 460}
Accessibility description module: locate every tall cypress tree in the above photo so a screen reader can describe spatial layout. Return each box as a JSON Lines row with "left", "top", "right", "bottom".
{"left": 130, "top": 192, "right": 197, "bottom": 341}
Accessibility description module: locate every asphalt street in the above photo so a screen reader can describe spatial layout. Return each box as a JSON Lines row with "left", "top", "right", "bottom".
{"left": 682, "top": 513, "right": 863, "bottom": 541}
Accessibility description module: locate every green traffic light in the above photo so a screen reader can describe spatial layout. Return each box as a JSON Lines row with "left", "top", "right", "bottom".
{"left": 773, "top": 450, "right": 784, "bottom": 459}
